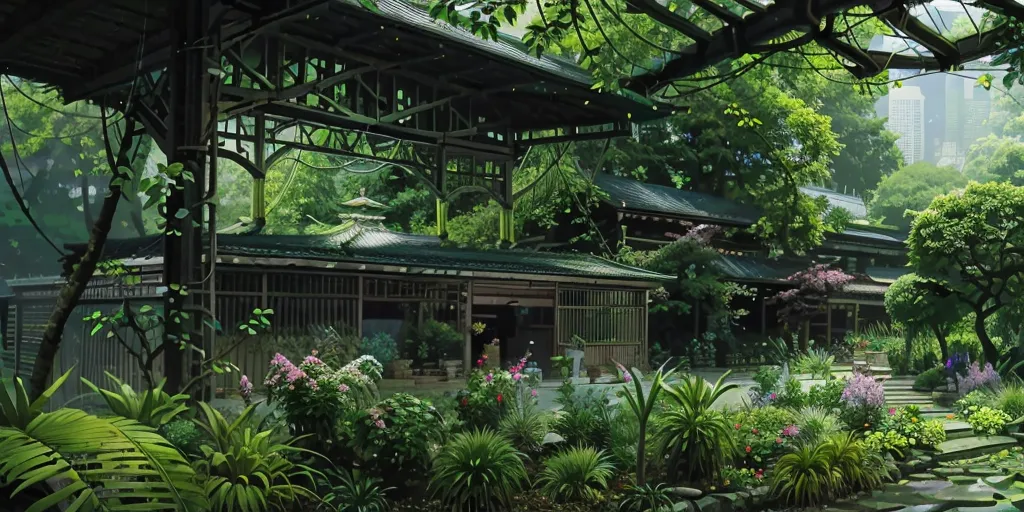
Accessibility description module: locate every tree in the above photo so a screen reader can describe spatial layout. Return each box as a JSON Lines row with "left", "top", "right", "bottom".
{"left": 771, "top": 264, "right": 855, "bottom": 351}
{"left": 868, "top": 161, "right": 967, "bottom": 229}
{"left": 907, "top": 181, "right": 1024, "bottom": 364}
{"left": 963, "top": 135, "right": 1024, "bottom": 186}
{"left": 884, "top": 273, "right": 966, "bottom": 362}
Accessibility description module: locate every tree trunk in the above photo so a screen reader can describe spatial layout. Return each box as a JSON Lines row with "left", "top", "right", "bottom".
{"left": 975, "top": 313, "right": 999, "bottom": 365}
{"left": 799, "top": 320, "right": 810, "bottom": 352}
{"left": 80, "top": 173, "right": 94, "bottom": 233}
{"left": 27, "top": 117, "right": 136, "bottom": 400}
{"left": 933, "top": 324, "right": 949, "bottom": 362}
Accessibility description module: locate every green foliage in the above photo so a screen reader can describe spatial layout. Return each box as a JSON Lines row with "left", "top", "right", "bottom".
{"left": 867, "top": 406, "right": 946, "bottom": 457}
{"left": 869, "top": 161, "right": 967, "bottom": 229}
{"left": 161, "top": 418, "right": 203, "bottom": 456}
{"left": 996, "top": 383, "right": 1024, "bottom": 421}
{"left": 360, "top": 332, "right": 399, "bottom": 368}
{"left": 618, "top": 483, "right": 675, "bottom": 512}
{"left": 956, "top": 390, "right": 996, "bottom": 420}
{"left": 807, "top": 379, "right": 846, "bottom": 410}
{"left": 792, "top": 348, "right": 835, "bottom": 379}
{"left": 193, "top": 402, "right": 319, "bottom": 511}
{"left": 914, "top": 367, "right": 948, "bottom": 391}
{"left": 82, "top": 373, "right": 188, "bottom": 428}
{"left": 733, "top": 406, "right": 799, "bottom": 470}
{"left": 498, "top": 404, "right": 548, "bottom": 453}
{"left": 553, "top": 384, "right": 612, "bottom": 449}
{"left": 608, "top": 401, "right": 642, "bottom": 472}
{"left": 824, "top": 432, "right": 890, "bottom": 495}
{"left": 796, "top": 407, "right": 843, "bottom": 444}
{"left": 418, "top": 320, "right": 463, "bottom": 360}
{"left": 968, "top": 406, "right": 1013, "bottom": 435}
{"left": 0, "top": 370, "right": 207, "bottom": 511}
{"left": 769, "top": 441, "right": 837, "bottom": 507}
{"left": 537, "top": 446, "right": 615, "bottom": 503}
{"left": 323, "top": 469, "right": 394, "bottom": 512}
{"left": 656, "top": 373, "right": 738, "bottom": 483}
{"left": 774, "top": 378, "right": 807, "bottom": 409}
{"left": 429, "top": 429, "right": 528, "bottom": 512}
{"left": 351, "top": 393, "right": 444, "bottom": 480}
{"left": 616, "top": 363, "right": 675, "bottom": 485}
{"left": 964, "top": 135, "right": 1024, "bottom": 186}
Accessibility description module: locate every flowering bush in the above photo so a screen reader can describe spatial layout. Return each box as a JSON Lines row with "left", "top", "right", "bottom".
{"left": 958, "top": 362, "right": 1001, "bottom": 396}
{"left": 839, "top": 372, "right": 884, "bottom": 429}
{"left": 968, "top": 406, "right": 1012, "bottom": 435}
{"left": 731, "top": 406, "right": 797, "bottom": 470}
{"left": 955, "top": 390, "right": 995, "bottom": 420}
{"left": 747, "top": 365, "right": 782, "bottom": 407}
{"left": 721, "top": 466, "right": 764, "bottom": 491}
{"left": 456, "top": 353, "right": 537, "bottom": 428}
{"left": 869, "top": 406, "right": 946, "bottom": 456}
{"left": 264, "top": 351, "right": 382, "bottom": 437}
{"left": 864, "top": 429, "right": 910, "bottom": 458}
{"left": 350, "top": 393, "right": 445, "bottom": 485}
{"left": 772, "top": 265, "right": 854, "bottom": 325}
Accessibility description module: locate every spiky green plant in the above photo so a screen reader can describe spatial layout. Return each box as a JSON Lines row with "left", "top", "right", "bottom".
{"left": 429, "top": 429, "right": 528, "bottom": 511}
{"left": 82, "top": 372, "right": 188, "bottom": 428}
{"left": 499, "top": 404, "right": 548, "bottom": 452}
{"left": 193, "top": 402, "right": 320, "bottom": 511}
{"left": 770, "top": 441, "right": 839, "bottom": 507}
{"left": 618, "top": 483, "right": 675, "bottom": 512}
{"left": 616, "top": 360, "right": 675, "bottom": 485}
{"left": 656, "top": 372, "right": 737, "bottom": 483}
{"left": 324, "top": 469, "right": 393, "bottom": 512}
{"left": 824, "top": 432, "right": 889, "bottom": 494}
{"left": 536, "top": 446, "right": 615, "bottom": 503}
{"left": 792, "top": 348, "right": 835, "bottom": 380}
{"left": 796, "top": 406, "right": 843, "bottom": 444}
{"left": 0, "top": 368, "right": 207, "bottom": 511}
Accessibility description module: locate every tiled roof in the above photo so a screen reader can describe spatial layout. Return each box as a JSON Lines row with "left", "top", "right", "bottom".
{"left": 840, "top": 282, "right": 890, "bottom": 296}
{"left": 801, "top": 186, "right": 868, "bottom": 219}
{"left": 835, "top": 228, "right": 906, "bottom": 246}
{"left": 866, "top": 266, "right": 910, "bottom": 284}
{"left": 594, "top": 173, "right": 760, "bottom": 225}
{"left": 71, "top": 224, "right": 671, "bottom": 283}
{"left": 712, "top": 254, "right": 809, "bottom": 284}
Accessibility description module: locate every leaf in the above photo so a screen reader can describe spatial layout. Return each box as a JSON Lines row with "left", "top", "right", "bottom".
{"left": 174, "top": 208, "right": 190, "bottom": 219}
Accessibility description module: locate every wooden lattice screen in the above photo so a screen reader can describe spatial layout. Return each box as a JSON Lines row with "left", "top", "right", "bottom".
{"left": 556, "top": 287, "right": 649, "bottom": 370}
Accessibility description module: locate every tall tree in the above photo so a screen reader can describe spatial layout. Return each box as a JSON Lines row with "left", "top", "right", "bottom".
{"left": 868, "top": 161, "right": 967, "bottom": 229}
{"left": 884, "top": 273, "right": 966, "bottom": 362}
{"left": 963, "top": 135, "right": 1024, "bottom": 186}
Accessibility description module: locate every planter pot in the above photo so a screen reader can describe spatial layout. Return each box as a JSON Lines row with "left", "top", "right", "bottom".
{"left": 933, "top": 390, "right": 959, "bottom": 407}
{"left": 443, "top": 359, "right": 462, "bottom": 380}
{"left": 587, "top": 366, "right": 602, "bottom": 384}
{"left": 388, "top": 359, "right": 413, "bottom": 379}
{"left": 566, "top": 349, "right": 585, "bottom": 379}
{"left": 865, "top": 351, "right": 890, "bottom": 368}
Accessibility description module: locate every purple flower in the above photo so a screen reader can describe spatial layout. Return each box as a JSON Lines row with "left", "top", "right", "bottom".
{"left": 303, "top": 355, "right": 324, "bottom": 366}
{"left": 338, "top": 384, "right": 350, "bottom": 393}
{"left": 531, "top": 389, "right": 538, "bottom": 397}
{"left": 623, "top": 373, "right": 633, "bottom": 383}
{"left": 239, "top": 375, "right": 253, "bottom": 399}
{"left": 285, "top": 367, "right": 307, "bottom": 383}
{"left": 513, "top": 373, "right": 522, "bottom": 382}
{"left": 958, "top": 362, "right": 1000, "bottom": 395}
{"left": 270, "top": 353, "right": 290, "bottom": 366}
{"left": 782, "top": 424, "right": 800, "bottom": 437}
{"left": 485, "top": 374, "right": 493, "bottom": 383}
{"left": 841, "top": 372, "right": 885, "bottom": 408}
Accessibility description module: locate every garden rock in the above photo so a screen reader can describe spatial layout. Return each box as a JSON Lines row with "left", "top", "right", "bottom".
{"left": 667, "top": 487, "right": 703, "bottom": 499}
{"left": 541, "top": 432, "right": 565, "bottom": 445}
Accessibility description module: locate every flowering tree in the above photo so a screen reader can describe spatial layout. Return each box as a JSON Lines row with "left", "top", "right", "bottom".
{"left": 771, "top": 264, "right": 854, "bottom": 351}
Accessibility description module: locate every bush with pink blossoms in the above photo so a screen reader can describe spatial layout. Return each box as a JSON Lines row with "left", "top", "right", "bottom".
{"left": 839, "top": 372, "right": 885, "bottom": 429}
{"left": 350, "top": 392, "right": 445, "bottom": 487}
{"left": 456, "top": 352, "right": 538, "bottom": 428}
{"left": 264, "top": 351, "right": 382, "bottom": 438}
{"left": 957, "top": 361, "right": 1001, "bottom": 396}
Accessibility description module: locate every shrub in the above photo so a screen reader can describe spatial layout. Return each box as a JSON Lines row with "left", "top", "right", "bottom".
{"left": 748, "top": 365, "right": 782, "bottom": 406}
{"left": 82, "top": 374, "right": 189, "bottom": 428}
{"left": 360, "top": 332, "right": 399, "bottom": 368}
{"left": 968, "top": 406, "right": 1012, "bottom": 435}
{"left": 914, "top": 367, "right": 948, "bottom": 391}
{"left": 161, "top": 418, "right": 203, "bottom": 455}
{"left": 775, "top": 378, "right": 807, "bottom": 409}
{"left": 807, "top": 379, "right": 845, "bottom": 410}
{"left": 825, "top": 432, "right": 890, "bottom": 494}
{"left": 840, "top": 372, "right": 885, "bottom": 429}
{"left": 618, "top": 483, "right": 675, "bottom": 512}
{"left": 769, "top": 441, "right": 836, "bottom": 507}
{"left": 552, "top": 383, "right": 612, "bottom": 448}
{"left": 324, "top": 469, "right": 394, "bottom": 512}
{"left": 864, "top": 429, "right": 910, "bottom": 458}
{"left": 733, "top": 406, "right": 800, "bottom": 470}
{"left": 499, "top": 404, "right": 548, "bottom": 452}
{"left": 350, "top": 393, "right": 444, "bottom": 482}
{"left": 956, "top": 390, "right": 995, "bottom": 420}
{"left": 656, "top": 374, "right": 737, "bottom": 483}
{"left": 869, "top": 406, "right": 946, "bottom": 455}
{"left": 609, "top": 401, "right": 642, "bottom": 471}
{"left": 537, "top": 446, "right": 615, "bottom": 502}
{"left": 996, "top": 383, "right": 1024, "bottom": 421}
{"left": 796, "top": 406, "right": 843, "bottom": 444}
{"left": 792, "top": 348, "right": 835, "bottom": 380}
{"left": 419, "top": 319, "right": 463, "bottom": 361}
{"left": 429, "top": 429, "right": 528, "bottom": 512}
{"left": 457, "top": 355, "right": 538, "bottom": 429}
{"left": 959, "top": 362, "right": 1001, "bottom": 395}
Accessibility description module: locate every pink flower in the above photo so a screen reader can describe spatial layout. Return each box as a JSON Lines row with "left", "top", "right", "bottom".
{"left": 482, "top": 354, "right": 489, "bottom": 361}
{"left": 338, "top": 384, "right": 350, "bottom": 392}
{"left": 745, "top": 446, "right": 752, "bottom": 453}
{"left": 735, "top": 423, "right": 742, "bottom": 430}
{"left": 889, "top": 408, "right": 897, "bottom": 415}
{"left": 623, "top": 373, "right": 633, "bottom": 383}
{"left": 531, "top": 389, "right": 538, "bottom": 397}
{"left": 769, "top": 393, "right": 777, "bottom": 400}
{"left": 782, "top": 424, "right": 800, "bottom": 437}
{"left": 776, "top": 437, "right": 783, "bottom": 444}
{"left": 375, "top": 419, "right": 386, "bottom": 429}
{"left": 485, "top": 374, "right": 493, "bottom": 383}
{"left": 239, "top": 375, "right": 253, "bottom": 399}
{"left": 285, "top": 367, "right": 307, "bottom": 383}
{"left": 270, "top": 353, "right": 290, "bottom": 366}
{"left": 752, "top": 428, "right": 759, "bottom": 434}
{"left": 303, "top": 355, "right": 324, "bottom": 366}
{"left": 477, "top": 359, "right": 484, "bottom": 367}
{"left": 496, "top": 393, "right": 503, "bottom": 403}
{"left": 307, "top": 379, "right": 319, "bottom": 391}
{"left": 513, "top": 373, "right": 522, "bottom": 382}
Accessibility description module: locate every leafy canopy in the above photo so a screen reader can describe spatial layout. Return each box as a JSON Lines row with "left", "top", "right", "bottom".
{"left": 869, "top": 161, "right": 967, "bottom": 230}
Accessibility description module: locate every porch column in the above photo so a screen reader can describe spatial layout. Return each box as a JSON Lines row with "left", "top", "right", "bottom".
{"left": 251, "top": 112, "right": 267, "bottom": 222}
{"left": 760, "top": 290, "right": 767, "bottom": 336}
{"left": 13, "top": 305, "right": 22, "bottom": 378}
{"left": 464, "top": 281, "right": 473, "bottom": 376}
{"left": 854, "top": 303, "right": 861, "bottom": 335}
{"left": 825, "top": 302, "right": 833, "bottom": 346}
{"left": 436, "top": 199, "right": 449, "bottom": 238}
{"left": 251, "top": 178, "right": 266, "bottom": 220}
{"left": 499, "top": 208, "right": 515, "bottom": 244}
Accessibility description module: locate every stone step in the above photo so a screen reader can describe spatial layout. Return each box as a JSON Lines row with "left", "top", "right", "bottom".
{"left": 934, "top": 435, "right": 1019, "bottom": 462}
{"left": 944, "top": 421, "right": 973, "bottom": 440}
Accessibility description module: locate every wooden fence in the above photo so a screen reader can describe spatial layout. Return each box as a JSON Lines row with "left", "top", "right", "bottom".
{"left": 556, "top": 287, "right": 649, "bottom": 369}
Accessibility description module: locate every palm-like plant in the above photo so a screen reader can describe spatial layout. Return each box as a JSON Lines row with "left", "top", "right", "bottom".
{"left": 656, "top": 372, "right": 737, "bottom": 483}
{"left": 796, "top": 406, "right": 843, "bottom": 444}
{"left": 324, "top": 469, "right": 394, "bottom": 512}
{"left": 618, "top": 483, "right": 676, "bottom": 512}
{"left": 536, "top": 446, "right": 615, "bottom": 503}
{"left": 193, "top": 402, "right": 320, "bottom": 511}
{"left": 0, "top": 369, "right": 207, "bottom": 511}
{"left": 429, "top": 429, "right": 528, "bottom": 511}
{"left": 825, "top": 432, "right": 891, "bottom": 494}
{"left": 770, "top": 442, "right": 839, "bottom": 507}
{"left": 82, "top": 372, "right": 188, "bottom": 428}
{"left": 499, "top": 404, "right": 548, "bottom": 452}
{"left": 616, "top": 360, "right": 675, "bottom": 486}
{"left": 793, "top": 349, "right": 836, "bottom": 380}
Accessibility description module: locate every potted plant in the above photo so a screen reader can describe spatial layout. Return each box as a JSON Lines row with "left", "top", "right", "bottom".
{"left": 360, "top": 332, "right": 400, "bottom": 378}
{"left": 420, "top": 320, "right": 463, "bottom": 378}
{"left": 566, "top": 335, "right": 586, "bottom": 379}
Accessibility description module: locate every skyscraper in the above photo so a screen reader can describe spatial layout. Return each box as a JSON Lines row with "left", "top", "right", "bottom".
{"left": 964, "top": 82, "right": 992, "bottom": 151}
{"left": 887, "top": 86, "right": 926, "bottom": 165}
{"left": 944, "top": 75, "right": 965, "bottom": 156}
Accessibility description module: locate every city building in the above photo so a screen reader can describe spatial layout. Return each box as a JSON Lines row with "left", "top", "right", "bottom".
{"left": 887, "top": 86, "right": 927, "bottom": 164}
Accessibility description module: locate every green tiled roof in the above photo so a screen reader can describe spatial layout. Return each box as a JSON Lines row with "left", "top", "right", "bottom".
{"left": 74, "top": 224, "right": 670, "bottom": 283}
{"left": 801, "top": 186, "right": 867, "bottom": 218}
{"left": 712, "top": 254, "right": 808, "bottom": 284}
{"left": 866, "top": 266, "right": 910, "bottom": 284}
{"left": 595, "top": 173, "right": 760, "bottom": 225}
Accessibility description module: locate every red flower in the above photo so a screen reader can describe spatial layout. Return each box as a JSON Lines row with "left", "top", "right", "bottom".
{"left": 460, "top": 398, "right": 468, "bottom": 406}
{"left": 477, "top": 359, "right": 483, "bottom": 367}
{"left": 775, "top": 437, "right": 783, "bottom": 444}
{"left": 745, "top": 446, "right": 752, "bottom": 453}
{"left": 751, "top": 428, "right": 759, "bottom": 434}
{"left": 496, "top": 393, "right": 503, "bottom": 403}
{"left": 734, "top": 423, "right": 741, "bottom": 430}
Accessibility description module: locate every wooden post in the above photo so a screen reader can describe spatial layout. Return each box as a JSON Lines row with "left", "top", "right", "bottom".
{"left": 825, "top": 303, "right": 833, "bottom": 346}
{"left": 760, "top": 290, "right": 767, "bottom": 336}
{"left": 854, "top": 303, "right": 861, "bottom": 336}
{"left": 357, "top": 276, "right": 364, "bottom": 338}
{"left": 463, "top": 281, "right": 473, "bottom": 377}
